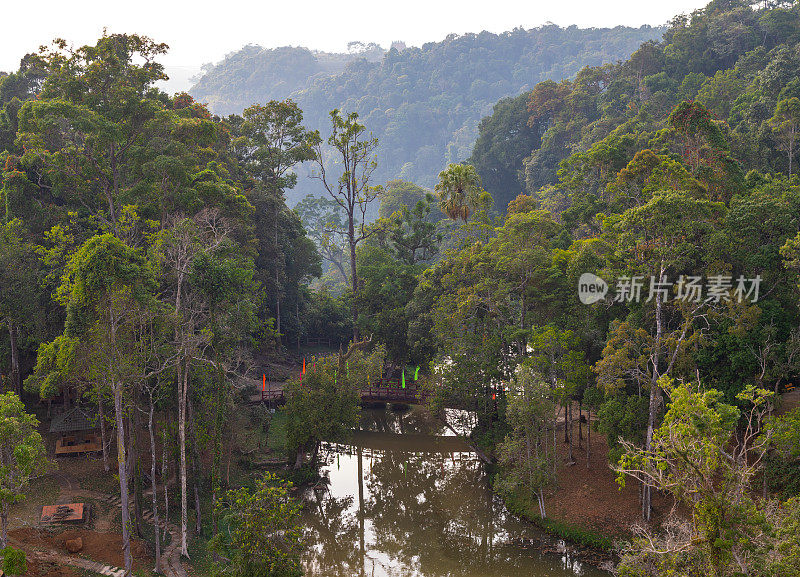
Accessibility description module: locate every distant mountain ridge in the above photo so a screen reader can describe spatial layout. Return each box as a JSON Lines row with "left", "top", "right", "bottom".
{"left": 190, "top": 25, "right": 664, "bottom": 203}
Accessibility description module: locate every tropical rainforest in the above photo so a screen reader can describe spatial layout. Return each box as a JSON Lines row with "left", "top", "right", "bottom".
{"left": 191, "top": 25, "right": 662, "bottom": 199}
{"left": 1, "top": 1, "right": 800, "bottom": 577}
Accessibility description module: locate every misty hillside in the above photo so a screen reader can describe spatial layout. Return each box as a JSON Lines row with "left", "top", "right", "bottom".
{"left": 190, "top": 25, "right": 663, "bottom": 200}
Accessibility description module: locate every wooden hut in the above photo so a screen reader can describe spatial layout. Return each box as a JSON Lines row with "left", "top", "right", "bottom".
{"left": 49, "top": 406, "right": 101, "bottom": 455}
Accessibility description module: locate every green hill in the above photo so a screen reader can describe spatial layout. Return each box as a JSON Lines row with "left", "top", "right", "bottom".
{"left": 190, "top": 25, "right": 663, "bottom": 202}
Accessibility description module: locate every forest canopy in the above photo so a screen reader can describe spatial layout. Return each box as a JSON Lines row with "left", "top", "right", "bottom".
{"left": 190, "top": 25, "right": 663, "bottom": 201}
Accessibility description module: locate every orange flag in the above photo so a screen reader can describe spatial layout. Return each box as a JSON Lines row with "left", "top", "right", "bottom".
{"left": 302, "top": 358, "right": 306, "bottom": 374}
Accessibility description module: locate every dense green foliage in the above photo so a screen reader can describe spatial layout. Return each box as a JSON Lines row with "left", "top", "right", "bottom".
{"left": 211, "top": 472, "right": 304, "bottom": 577}
{"left": 0, "top": 393, "right": 48, "bottom": 548}
{"left": 470, "top": 1, "right": 800, "bottom": 212}
{"left": 5, "top": 3, "right": 800, "bottom": 574}
{"left": 191, "top": 25, "right": 662, "bottom": 199}
{"left": 284, "top": 345, "right": 384, "bottom": 466}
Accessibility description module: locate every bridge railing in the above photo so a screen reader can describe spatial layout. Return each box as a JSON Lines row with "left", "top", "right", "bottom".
{"left": 258, "top": 376, "right": 427, "bottom": 403}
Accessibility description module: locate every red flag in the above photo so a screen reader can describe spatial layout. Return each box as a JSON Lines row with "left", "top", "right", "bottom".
{"left": 262, "top": 374, "right": 265, "bottom": 392}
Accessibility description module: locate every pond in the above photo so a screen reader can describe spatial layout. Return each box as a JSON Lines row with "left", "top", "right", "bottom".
{"left": 300, "top": 406, "right": 610, "bottom": 577}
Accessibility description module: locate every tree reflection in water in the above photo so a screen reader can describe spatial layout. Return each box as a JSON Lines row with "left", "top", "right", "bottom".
{"left": 301, "top": 406, "right": 608, "bottom": 577}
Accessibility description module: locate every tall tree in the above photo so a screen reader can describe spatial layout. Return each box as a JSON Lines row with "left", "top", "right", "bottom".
{"left": 434, "top": 163, "right": 483, "bottom": 221}
{"left": 0, "top": 392, "right": 49, "bottom": 548}
{"left": 312, "top": 110, "right": 381, "bottom": 340}
{"left": 232, "top": 100, "right": 318, "bottom": 346}
{"left": 769, "top": 97, "right": 800, "bottom": 176}
{"left": 0, "top": 219, "right": 37, "bottom": 394}
{"left": 596, "top": 191, "right": 726, "bottom": 520}
{"left": 16, "top": 34, "right": 169, "bottom": 236}
{"left": 495, "top": 368, "right": 557, "bottom": 519}
{"left": 56, "top": 233, "right": 156, "bottom": 576}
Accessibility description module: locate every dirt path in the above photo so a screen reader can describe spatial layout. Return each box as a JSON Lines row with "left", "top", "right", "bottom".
{"left": 47, "top": 470, "right": 188, "bottom": 577}
{"left": 26, "top": 547, "right": 127, "bottom": 577}
{"left": 777, "top": 388, "right": 800, "bottom": 416}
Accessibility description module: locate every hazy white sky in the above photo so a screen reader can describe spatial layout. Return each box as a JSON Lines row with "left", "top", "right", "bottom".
{"left": 1, "top": 0, "right": 709, "bottom": 81}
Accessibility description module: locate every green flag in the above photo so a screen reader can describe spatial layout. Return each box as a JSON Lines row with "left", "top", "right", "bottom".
{"left": 402, "top": 369, "right": 406, "bottom": 389}
{"left": 414, "top": 366, "right": 420, "bottom": 380}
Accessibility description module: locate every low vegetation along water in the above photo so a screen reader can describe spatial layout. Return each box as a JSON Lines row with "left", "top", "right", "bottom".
{"left": 300, "top": 406, "right": 608, "bottom": 577}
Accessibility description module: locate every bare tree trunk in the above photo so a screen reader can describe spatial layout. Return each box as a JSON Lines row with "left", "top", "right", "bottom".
{"left": 348, "top": 215, "right": 359, "bottom": 341}
{"left": 99, "top": 393, "right": 110, "bottom": 472}
{"left": 147, "top": 394, "right": 162, "bottom": 573}
{"left": 161, "top": 422, "right": 170, "bottom": 542}
{"left": 566, "top": 402, "right": 575, "bottom": 464}
{"left": 275, "top": 209, "right": 282, "bottom": 349}
{"left": 178, "top": 364, "right": 190, "bottom": 558}
{"left": 114, "top": 384, "right": 133, "bottom": 576}
{"left": 586, "top": 409, "right": 591, "bottom": 469}
{"left": 131, "top": 411, "right": 143, "bottom": 537}
{"left": 0, "top": 506, "right": 8, "bottom": 549}
{"left": 643, "top": 267, "right": 666, "bottom": 522}
{"left": 8, "top": 321, "right": 20, "bottom": 394}
{"left": 188, "top": 400, "right": 202, "bottom": 536}
{"left": 294, "top": 446, "right": 305, "bottom": 470}
{"left": 276, "top": 291, "right": 281, "bottom": 349}
{"left": 296, "top": 299, "right": 301, "bottom": 353}
{"left": 537, "top": 490, "right": 546, "bottom": 519}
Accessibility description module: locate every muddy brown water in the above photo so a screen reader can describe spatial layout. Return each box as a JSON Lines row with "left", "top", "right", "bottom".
{"left": 301, "top": 406, "right": 610, "bottom": 577}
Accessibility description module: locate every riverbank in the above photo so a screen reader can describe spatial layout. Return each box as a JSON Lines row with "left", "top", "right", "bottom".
{"left": 486, "top": 417, "right": 674, "bottom": 566}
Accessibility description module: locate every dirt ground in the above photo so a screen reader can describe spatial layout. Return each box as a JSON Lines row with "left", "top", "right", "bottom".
{"left": 23, "top": 556, "right": 79, "bottom": 577}
{"left": 541, "top": 416, "right": 674, "bottom": 538}
{"left": 776, "top": 388, "right": 800, "bottom": 416}
{"left": 10, "top": 526, "right": 150, "bottom": 571}
{"left": 7, "top": 445, "right": 156, "bottom": 575}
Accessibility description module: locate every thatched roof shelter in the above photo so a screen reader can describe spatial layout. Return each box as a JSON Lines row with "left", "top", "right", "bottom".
{"left": 48, "top": 406, "right": 96, "bottom": 434}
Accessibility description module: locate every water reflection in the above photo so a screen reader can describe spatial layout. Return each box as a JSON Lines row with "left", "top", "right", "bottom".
{"left": 302, "top": 406, "right": 608, "bottom": 577}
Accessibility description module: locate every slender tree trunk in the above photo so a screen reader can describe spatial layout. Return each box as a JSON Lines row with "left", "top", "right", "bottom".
{"left": 552, "top": 413, "right": 557, "bottom": 478}
{"left": 178, "top": 364, "right": 190, "bottom": 557}
{"left": 296, "top": 299, "right": 301, "bottom": 353}
{"left": 275, "top": 208, "right": 282, "bottom": 348}
{"left": 131, "top": 411, "right": 143, "bottom": 537}
{"left": 294, "top": 445, "right": 305, "bottom": 470}
{"left": 349, "top": 217, "right": 359, "bottom": 341}
{"left": 188, "top": 400, "right": 202, "bottom": 536}
{"left": 174, "top": 271, "right": 190, "bottom": 557}
{"left": 99, "top": 394, "right": 110, "bottom": 472}
{"left": 211, "top": 371, "right": 221, "bottom": 536}
{"left": 0, "top": 506, "right": 8, "bottom": 549}
{"left": 643, "top": 265, "right": 666, "bottom": 522}
{"left": 276, "top": 291, "right": 281, "bottom": 348}
{"left": 586, "top": 408, "right": 591, "bottom": 469}
{"left": 147, "top": 394, "right": 162, "bottom": 573}
{"left": 114, "top": 384, "right": 133, "bottom": 576}
{"left": 161, "top": 422, "right": 170, "bottom": 543}
{"left": 8, "top": 321, "right": 20, "bottom": 394}
{"left": 566, "top": 402, "right": 574, "bottom": 464}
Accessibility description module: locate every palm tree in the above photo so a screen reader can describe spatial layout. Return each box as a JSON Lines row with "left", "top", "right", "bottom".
{"left": 434, "top": 163, "right": 483, "bottom": 221}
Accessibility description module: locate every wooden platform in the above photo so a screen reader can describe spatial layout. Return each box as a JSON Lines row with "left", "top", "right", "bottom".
{"left": 55, "top": 433, "right": 101, "bottom": 455}
{"left": 41, "top": 502, "right": 86, "bottom": 523}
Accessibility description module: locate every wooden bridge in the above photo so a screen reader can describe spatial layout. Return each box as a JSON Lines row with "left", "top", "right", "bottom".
{"left": 252, "top": 377, "right": 428, "bottom": 406}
